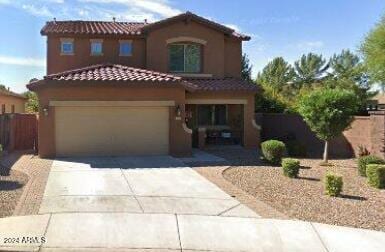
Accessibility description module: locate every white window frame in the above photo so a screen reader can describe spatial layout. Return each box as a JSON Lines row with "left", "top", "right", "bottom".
{"left": 90, "top": 39, "right": 103, "bottom": 56}
{"left": 60, "top": 38, "right": 74, "bottom": 55}
{"left": 119, "top": 40, "right": 133, "bottom": 56}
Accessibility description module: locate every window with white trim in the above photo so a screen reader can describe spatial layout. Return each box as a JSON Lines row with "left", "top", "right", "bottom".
{"left": 168, "top": 43, "right": 202, "bottom": 73}
{"left": 61, "top": 40, "right": 74, "bottom": 55}
{"left": 91, "top": 41, "right": 103, "bottom": 56}
{"left": 119, "top": 41, "right": 133, "bottom": 56}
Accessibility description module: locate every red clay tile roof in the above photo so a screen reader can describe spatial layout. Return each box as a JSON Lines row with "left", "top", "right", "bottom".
{"left": 142, "top": 12, "right": 250, "bottom": 40}
{"left": 27, "top": 64, "right": 258, "bottom": 92}
{"left": 184, "top": 78, "right": 258, "bottom": 92}
{"left": 41, "top": 12, "right": 250, "bottom": 40}
{"left": 43, "top": 64, "right": 183, "bottom": 82}
{"left": 41, "top": 21, "right": 145, "bottom": 36}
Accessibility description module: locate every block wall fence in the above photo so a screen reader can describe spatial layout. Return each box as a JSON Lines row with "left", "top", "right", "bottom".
{"left": 255, "top": 111, "right": 385, "bottom": 158}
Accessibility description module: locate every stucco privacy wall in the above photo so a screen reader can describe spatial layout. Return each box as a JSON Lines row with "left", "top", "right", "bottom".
{"left": 0, "top": 95, "right": 25, "bottom": 114}
{"left": 146, "top": 20, "right": 241, "bottom": 78}
{"left": 257, "top": 113, "right": 385, "bottom": 158}
{"left": 47, "top": 37, "right": 146, "bottom": 74}
{"left": 36, "top": 84, "right": 191, "bottom": 158}
{"left": 187, "top": 92, "right": 260, "bottom": 148}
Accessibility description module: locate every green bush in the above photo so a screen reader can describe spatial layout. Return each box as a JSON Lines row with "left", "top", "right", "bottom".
{"left": 286, "top": 140, "right": 307, "bottom": 157}
{"left": 325, "top": 173, "right": 343, "bottom": 197}
{"left": 282, "top": 158, "right": 300, "bottom": 178}
{"left": 261, "top": 140, "right": 286, "bottom": 165}
{"left": 366, "top": 164, "right": 385, "bottom": 189}
{"left": 357, "top": 155, "right": 385, "bottom": 177}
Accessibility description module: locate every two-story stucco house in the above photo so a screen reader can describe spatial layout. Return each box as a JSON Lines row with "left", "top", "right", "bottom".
{"left": 27, "top": 11, "right": 260, "bottom": 158}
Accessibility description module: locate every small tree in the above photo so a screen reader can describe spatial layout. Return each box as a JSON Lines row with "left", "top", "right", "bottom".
{"left": 241, "top": 54, "right": 253, "bottom": 82}
{"left": 298, "top": 88, "right": 359, "bottom": 163}
{"left": 23, "top": 91, "right": 39, "bottom": 113}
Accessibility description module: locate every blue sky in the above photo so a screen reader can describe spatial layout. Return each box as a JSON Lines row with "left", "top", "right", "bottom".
{"left": 0, "top": 0, "right": 384, "bottom": 93}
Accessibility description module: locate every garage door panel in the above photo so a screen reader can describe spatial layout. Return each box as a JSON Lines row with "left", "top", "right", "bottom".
{"left": 55, "top": 106, "right": 169, "bottom": 156}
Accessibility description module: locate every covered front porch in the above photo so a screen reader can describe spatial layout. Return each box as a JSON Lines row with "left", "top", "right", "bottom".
{"left": 186, "top": 103, "right": 244, "bottom": 148}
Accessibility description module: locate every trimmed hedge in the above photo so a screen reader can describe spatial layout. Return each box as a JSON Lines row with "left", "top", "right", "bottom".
{"left": 261, "top": 140, "right": 286, "bottom": 165}
{"left": 357, "top": 155, "right": 385, "bottom": 177}
{"left": 282, "top": 158, "right": 300, "bottom": 178}
{"left": 325, "top": 173, "right": 343, "bottom": 197}
{"left": 366, "top": 164, "right": 385, "bottom": 189}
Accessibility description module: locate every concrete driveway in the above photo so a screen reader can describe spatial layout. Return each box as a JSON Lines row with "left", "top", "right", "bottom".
{"left": 39, "top": 155, "right": 257, "bottom": 217}
{"left": 1, "top": 155, "right": 385, "bottom": 251}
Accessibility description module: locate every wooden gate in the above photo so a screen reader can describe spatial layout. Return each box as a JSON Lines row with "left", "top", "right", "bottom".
{"left": 0, "top": 114, "right": 38, "bottom": 151}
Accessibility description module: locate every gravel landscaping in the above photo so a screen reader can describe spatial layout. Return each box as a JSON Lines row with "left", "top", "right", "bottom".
{"left": 0, "top": 152, "right": 52, "bottom": 217}
{"left": 199, "top": 146, "right": 385, "bottom": 232}
{"left": 0, "top": 170, "right": 28, "bottom": 217}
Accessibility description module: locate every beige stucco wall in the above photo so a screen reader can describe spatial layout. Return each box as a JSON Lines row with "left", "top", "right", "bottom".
{"left": 47, "top": 36, "right": 146, "bottom": 74}
{"left": 0, "top": 94, "right": 26, "bottom": 114}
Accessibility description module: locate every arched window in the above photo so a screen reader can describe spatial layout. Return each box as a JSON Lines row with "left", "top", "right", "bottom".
{"left": 168, "top": 43, "right": 202, "bottom": 73}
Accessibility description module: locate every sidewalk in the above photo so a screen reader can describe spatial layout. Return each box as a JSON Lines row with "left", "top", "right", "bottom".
{"left": 0, "top": 213, "right": 384, "bottom": 252}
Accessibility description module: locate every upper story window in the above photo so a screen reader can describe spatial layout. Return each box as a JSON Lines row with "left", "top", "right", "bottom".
{"left": 169, "top": 43, "right": 202, "bottom": 73}
{"left": 60, "top": 38, "right": 74, "bottom": 55}
{"left": 90, "top": 40, "right": 103, "bottom": 56}
{"left": 119, "top": 40, "right": 133, "bottom": 56}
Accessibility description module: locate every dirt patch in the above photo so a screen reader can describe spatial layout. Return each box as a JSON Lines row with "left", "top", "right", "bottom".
{"left": 0, "top": 170, "right": 28, "bottom": 217}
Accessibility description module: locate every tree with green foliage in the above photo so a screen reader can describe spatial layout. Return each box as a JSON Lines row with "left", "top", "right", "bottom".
{"left": 298, "top": 88, "right": 359, "bottom": 163}
{"left": 23, "top": 91, "right": 39, "bottom": 113}
{"left": 0, "top": 84, "right": 7, "bottom": 90}
{"left": 256, "top": 57, "right": 295, "bottom": 98}
{"left": 326, "top": 50, "right": 375, "bottom": 114}
{"left": 361, "top": 15, "right": 385, "bottom": 90}
{"left": 241, "top": 54, "right": 253, "bottom": 82}
{"left": 293, "top": 53, "right": 329, "bottom": 89}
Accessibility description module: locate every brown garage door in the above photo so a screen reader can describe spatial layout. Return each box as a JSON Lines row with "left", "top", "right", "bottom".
{"left": 55, "top": 106, "right": 169, "bottom": 156}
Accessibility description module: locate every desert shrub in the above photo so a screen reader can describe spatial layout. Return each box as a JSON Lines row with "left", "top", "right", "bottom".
{"left": 261, "top": 140, "right": 286, "bottom": 165}
{"left": 325, "top": 173, "right": 343, "bottom": 197}
{"left": 366, "top": 164, "right": 385, "bottom": 189}
{"left": 282, "top": 158, "right": 300, "bottom": 178}
{"left": 286, "top": 140, "right": 307, "bottom": 157}
{"left": 357, "top": 155, "right": 385, "bottom": 177}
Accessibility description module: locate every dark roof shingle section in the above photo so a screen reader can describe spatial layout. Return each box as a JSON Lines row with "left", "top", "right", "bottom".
{"left": 41, "top": 21, "right": 146, "bottom": 35}
{"left": 184, "top": 78, "right": 259, "bottom": 92}
{"left": 44, "top": 64, "right": 182, "bottom": 82}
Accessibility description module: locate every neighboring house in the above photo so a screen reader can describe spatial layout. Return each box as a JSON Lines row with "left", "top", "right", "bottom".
{"left": 0, "top": 89, "right": 26, "bottom": 114}
{"left": 27, "top": 11, "right": 260, "bottom": 158}
{"left": 368, "top": 93, "right": 385, "bottom": 110}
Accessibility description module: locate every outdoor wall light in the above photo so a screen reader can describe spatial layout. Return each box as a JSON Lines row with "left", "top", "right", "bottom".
{"left": 43, "top": 107, "right": 49, "bottom": 116}
{"left": 175, "top": 105, "right": 182, "bottom": 117}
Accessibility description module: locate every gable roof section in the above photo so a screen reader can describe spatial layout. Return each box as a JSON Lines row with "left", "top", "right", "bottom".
{"left": 40, "top": 12, "right": 250, "bottom": 40}
{"left": 0, "top": 89, "right": 27, "bottom": 100}
{"left": 142, "top": 12, "right": 250, "bottom": 40}
{"left": 27, "top": 63, "right": 195, "bottom": 90}
{"left": 27, "top": 64, "right": 258, "bottom": 93}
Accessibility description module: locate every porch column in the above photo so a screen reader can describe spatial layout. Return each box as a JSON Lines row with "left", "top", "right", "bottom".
{"left": 243, "top": 95, "right": 260, "bottom": 149}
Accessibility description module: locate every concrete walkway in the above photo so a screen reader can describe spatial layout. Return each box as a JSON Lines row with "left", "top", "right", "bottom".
{"left": 1, "top": 155, "right": 384, "bottom": 251}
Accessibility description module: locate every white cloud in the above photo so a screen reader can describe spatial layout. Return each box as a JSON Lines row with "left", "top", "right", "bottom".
{"left": 22, "top": 4, "right": 54, "bottom": 18}
{"left": 0, "top": 0, "right": 11, "bottom": 5}
{"left": 0, "top": 55, "right": 45, "bottom": 67}
{"left": 79, "top": 0, "right": 181, "bottom": 19}
{"left": 224, "top": 23, "right": 240, "bottom": 31}
{"left": 297, "top": 41, "right": 324, "bottom": 51}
